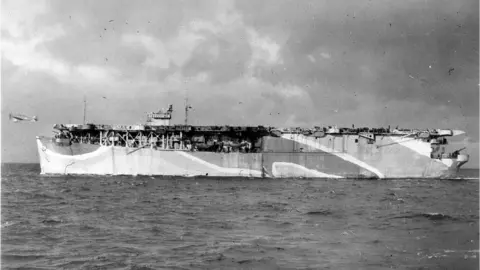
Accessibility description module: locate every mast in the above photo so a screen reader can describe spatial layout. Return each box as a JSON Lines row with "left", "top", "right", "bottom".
{"left": 183, "top": 79, "right": 192, "bottom": 126}
{"left": 83, "top": 96, "right": 87, "bottom": 124}
{"left": 184, "top": 97, "right": 189, "bottom": 126}
{"left": 0, "top": 51, "right": 4, "bottom": 107}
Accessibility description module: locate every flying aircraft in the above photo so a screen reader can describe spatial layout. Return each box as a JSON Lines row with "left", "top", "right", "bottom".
{"left": 9, "top": 113, "right": 38, "bottom": 123}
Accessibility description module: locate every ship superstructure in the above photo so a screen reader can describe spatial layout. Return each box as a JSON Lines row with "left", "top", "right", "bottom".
{"left": 37, "top": 104, "right": 469, "bottom": 178}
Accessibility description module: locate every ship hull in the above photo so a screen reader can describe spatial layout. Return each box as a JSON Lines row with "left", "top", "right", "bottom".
{"left": 36, "top": 135, "right": 466, "bottom": 178}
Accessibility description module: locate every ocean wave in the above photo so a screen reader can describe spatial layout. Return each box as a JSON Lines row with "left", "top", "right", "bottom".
{"left": 41, "top": 217, "right": 64, "bottom": 225}
{"left": 2, "top": 253, "right": 46, "bottom": 261}
{"left": 390, "top": 212, "right": 457, "bottom": 221}
{"left": 250, "top": 201, "right": 290, "bottom": 212}
{"left": 2, "top": 164, "right": 478, "bottom": 270}
{"left": 305, "top": 210, "right": 334, "bottom": 216}
{"left": 1, "top": 221, "right": 17, "bottom": 228}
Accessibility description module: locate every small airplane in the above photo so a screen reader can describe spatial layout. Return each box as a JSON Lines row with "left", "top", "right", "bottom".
{"left": 9, "top": 113, "right": 38, "bottom": 123}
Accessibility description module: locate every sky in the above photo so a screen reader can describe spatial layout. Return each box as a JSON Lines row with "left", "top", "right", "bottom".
{"left": 1, "top": 0, "right": 479, "bottom": 167}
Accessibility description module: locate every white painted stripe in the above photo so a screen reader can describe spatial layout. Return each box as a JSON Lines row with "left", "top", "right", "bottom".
{"left": 37, "top": 138, "right": 112, "bottom": 160}
{"left": 37, "top": 138, "right": 264, "bottom": 177}
{"left": 272, "top": 162, "right": 343, "bottom": 178}
{"left": 440, "top": 158, "right": 454, "bottom": 167}
{"left": 390, "top": 137, "right": 431, "bottom": 157}
{"left": 177, "top": 151, "right": 263, "bottom": 177}
{"left": 282, "top": 134, "right": 385, "bottom": 178}
{"left": 390, "top": 136, "right": 443, "bottom": 164}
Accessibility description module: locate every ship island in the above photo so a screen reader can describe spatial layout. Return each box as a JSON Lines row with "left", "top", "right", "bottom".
{"left": 36, "top": 104, "right": 469, "bottom": 179}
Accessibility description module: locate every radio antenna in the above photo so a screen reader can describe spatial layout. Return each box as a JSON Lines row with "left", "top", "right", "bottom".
{"left": 184, "top": 97, "right": 192, "bottom": 126}
{"left": 83, "top": 95, "right": 87, "bottom": 124}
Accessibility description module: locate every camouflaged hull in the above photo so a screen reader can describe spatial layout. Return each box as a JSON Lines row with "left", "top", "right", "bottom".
{"left": 36, "top": 133, "right": 468, "bottom": 179}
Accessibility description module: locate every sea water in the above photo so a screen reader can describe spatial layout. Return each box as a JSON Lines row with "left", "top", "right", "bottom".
{"left": 2, "top": 164, "right": 478, "bottom": 269}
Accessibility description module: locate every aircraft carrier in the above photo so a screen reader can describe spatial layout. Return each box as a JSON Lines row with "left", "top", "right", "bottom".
{"left": 36, "top": 104, "right": 469, "bottom": 178}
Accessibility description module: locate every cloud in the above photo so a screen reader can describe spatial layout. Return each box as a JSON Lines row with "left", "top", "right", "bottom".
{"left": 1, "top": 4, "right": 70, "bottom": 79}
{"left": 1, "top": 0, "right": 120, "bottom": 86}
{"left": 178, "top": 0, "right": 284, "bottom": 83}
{"left": 76, "top": 65, "right": 118, "bottom": 83}
{"left": 121, "top": 27, "right": 209, "bottom": 70}
{"left": 122, "top": 34, "right": 170, "bottom": 68}
{"left": 2, "top": 0, "right": 285, "bottom": 87}
{"left": 247, "top": 28, "right": 282, "bottom": 66}
{"left": 235, "top": 0, "right": 478, "bottom": 134}
{"left": 2, "top": 37, "right": 119, "bottom": 85}
{"left": 1, "top": 0, "right": 478, "bottom": 167}
{"left": 1, "top": 0, "right": 48, "bottom": 38}
{"left": 320, "top": 52, "right": 331, "bottom": 59}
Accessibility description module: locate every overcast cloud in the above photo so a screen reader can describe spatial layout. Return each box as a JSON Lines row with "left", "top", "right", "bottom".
{"left": 1, "top": 0, "right": 478, "bottom": 166}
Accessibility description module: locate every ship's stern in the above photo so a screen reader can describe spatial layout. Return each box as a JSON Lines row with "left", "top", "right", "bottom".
{"left": 36, "top": 136, "right": 47, "bottom": 174}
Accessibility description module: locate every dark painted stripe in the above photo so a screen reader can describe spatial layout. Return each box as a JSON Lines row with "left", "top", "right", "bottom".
{"left": 190, "top": 152, "right": 263, "bottom": 171}
{"left": 41, "top": 138, "right": 100, "bottom": 156}
{"left": 262, "top": 137, "right": 373, "bottom": 177}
